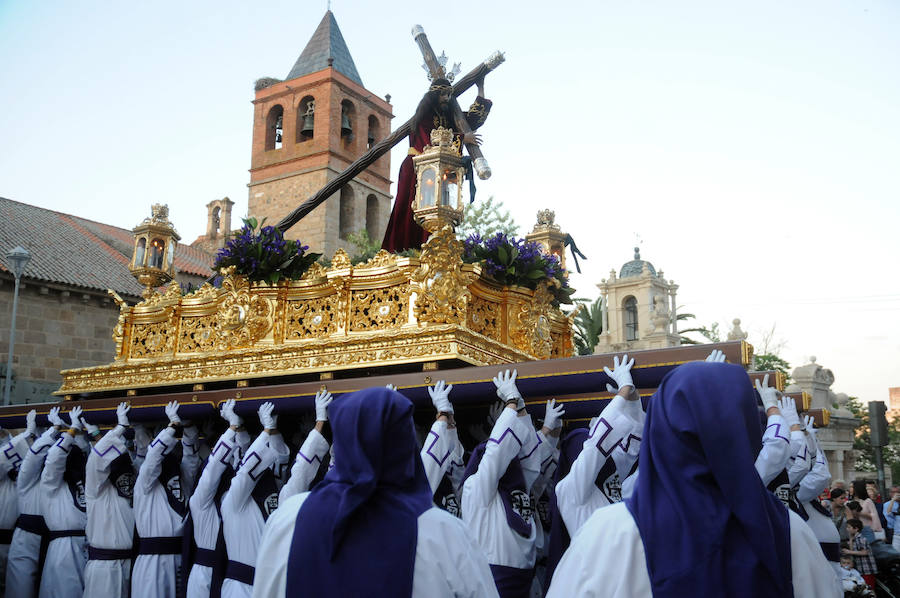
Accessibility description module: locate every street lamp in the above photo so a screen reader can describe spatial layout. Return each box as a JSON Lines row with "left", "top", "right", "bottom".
{"left": 3, "top": 246, "right": 31, "bottom": 406}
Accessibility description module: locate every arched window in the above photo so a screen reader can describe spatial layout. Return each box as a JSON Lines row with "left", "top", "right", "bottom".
{"left": 366, "top": 194, "right": 379, "bottom": 241}
{"left": 367, "top": 115, "right": 379, "bottom": 150}
{"left": 339, "top": 186, "right": 355, "bottom": 240}
{"left": 149, "top": 238, "right": 165, "bottom": 269}
{"left": 266, "top": 105, "right": 284, "bottom": 150}
{"left": 624, "top": 296, "right": 638, "bottom": 341}
{"left": 134, "top": 237, "right": 146, "bottom": 268}
{"left": 340, "top": 100, "right": 355, "bottom": 148}
{"left": 297, "top": 96, "right": 315, "bottom": 142}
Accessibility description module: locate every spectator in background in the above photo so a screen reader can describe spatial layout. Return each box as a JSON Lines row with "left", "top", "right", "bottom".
{"left": 844, "top": 519, "right": 877, "bottom": 591}
{"left": 851, "top": 480, "right": 884, "bottom": 541}
{"left": 884, "top": 487, "right": 900, "bottom": 549}
{"left": 831, "top": 488, "right": 849, "bottom": 541}
{"left": 868, "top": 482, "right": 889, "bottom": 536}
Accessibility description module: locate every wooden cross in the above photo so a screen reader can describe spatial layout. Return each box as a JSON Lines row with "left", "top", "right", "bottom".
{"left": 275, "top": 31, "right": 505, "bottom": 234}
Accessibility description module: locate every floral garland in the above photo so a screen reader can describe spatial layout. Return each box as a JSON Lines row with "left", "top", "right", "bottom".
{"left": 214, "top": 218, "right": 321, "bottom": 285}
{"left": 463, "top": 232, "right": 574, "bottom": 306}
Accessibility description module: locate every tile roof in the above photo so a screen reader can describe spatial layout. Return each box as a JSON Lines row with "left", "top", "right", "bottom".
{"left": 286, "top": 11, "right": 363, "bottom": 86}
{"left": 0, "top": 197, "right": 214, "bottom": 297}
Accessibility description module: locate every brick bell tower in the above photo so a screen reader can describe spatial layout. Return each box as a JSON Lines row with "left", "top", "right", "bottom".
{"left": 248, "top": 11, "right": 393, "bottom": 257}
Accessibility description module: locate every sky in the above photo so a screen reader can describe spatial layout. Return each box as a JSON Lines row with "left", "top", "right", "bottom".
{"left": 1, "top": 0, "right": 898, "bottom": 403}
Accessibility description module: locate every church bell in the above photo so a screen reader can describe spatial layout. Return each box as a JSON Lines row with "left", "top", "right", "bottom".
{"left": 301, "top": 113, "right": 314, "bottom": 137}
{"left": 275, "top": 115, "right": 283, "bottom": 143}
{"left": 340, "top": 113, "right": 352, "bottom": 137}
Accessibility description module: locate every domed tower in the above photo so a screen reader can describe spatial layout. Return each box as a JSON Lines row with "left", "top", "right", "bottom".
{"left": 248, "top": 11, "right": 393, "bottom": 256}
{"left": 594, "top": 247, "right": 680, "bottom": 353}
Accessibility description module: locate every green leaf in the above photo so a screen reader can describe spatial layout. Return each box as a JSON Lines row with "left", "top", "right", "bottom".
{"left": 526, "top": 269, "right": 545, "bottom": 279}
{"left": 497, "top": 246, "right": 509, "bottom": 265}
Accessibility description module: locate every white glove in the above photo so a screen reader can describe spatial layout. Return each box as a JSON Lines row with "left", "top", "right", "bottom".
{"left": 315, "top": 390, "right": 333, "bottom": 422}
{"left": 604, "top": 354, "right": 635, "bottom": 390}
{"left": 778, "top": 396, "right": 800, "bottom": 428}
{"left": 493, "top": 369, "right": 523, "bottom": 408}
{"left": 705, "top": 349, "right": 726, "bottom": 363}
{"left": 427, "top": 380, "right": 453, "bottom": 414}
{"left": 385, "top": 384, "right": 398, "bottom": 391}
{"left": 221, "top": 399, "right": 243, "bottom": 427}
{"left": 754, "top": 374, "right": 780, "bottom": 411}
{"left": 543, "top": 399, "right": 565, "bottom": 430}
{"left": 165, "top": 401, "right": 181, "bottom": 425}
{"left": 81, "top": 417, "right": 100, "bottom": 438}
{"left": 258, "top": 402, "right": 277, "bottom": 430}
{"left": 68, "top": 406, "right": 84, "bottom": 431}
{"left": 803, "top": 414, "right": 816, "bottom": 436}
{"left": 25, "top": 409, "right": 37, "bottom": 436}
{"left": 116, "top": 402, "right": 130, "bottom": 427}
{"left": 48, "top": 406, "right": 65, "bottom": 428}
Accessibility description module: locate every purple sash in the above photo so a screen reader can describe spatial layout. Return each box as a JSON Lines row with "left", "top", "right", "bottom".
{"left": 489, "top": 564, "right": 534, "bottom": 598}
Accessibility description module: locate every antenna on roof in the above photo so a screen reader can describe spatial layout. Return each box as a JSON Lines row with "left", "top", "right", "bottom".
{"left": 327, "top": 0, "right": 332, "bottom": 10}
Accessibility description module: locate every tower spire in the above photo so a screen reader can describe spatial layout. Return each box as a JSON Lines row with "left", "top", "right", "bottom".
{"left": 286, "top": 10, "right": 362, "bottom": 85}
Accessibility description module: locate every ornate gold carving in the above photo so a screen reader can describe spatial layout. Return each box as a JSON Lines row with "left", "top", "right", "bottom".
{"left": 178, "top": 314, "right": 218, "bottom": 353}
{"left": 215, "top": 271, "right": 273, "bottom": 350}
{"left": 467, "top": 295, "right": 501, "bottom": 341}
{"left": 130, "top": 320, "right": 175, "bottom": 358}
{"left": 286, "top": 296, "right": 338, "bottom": 339}
{"left": 350, "top": 285, "right": 409, "bottom": 331}
{"left": 412, "top": 226, "right": 474, "bottom": 325}
{"left": 359, "top": 249, "right": 398, "bottom": 269}
{"left": 302, "top": 262, "right": 327, "bottom": 280}
{"left": 185, "top": 282, "right": 219, "bottom": 302}
{"left": 330, "top": 249, "right": 352, "bottom": 270}
{"left": 510, "top": 283, "right": 553, "bottom": 359}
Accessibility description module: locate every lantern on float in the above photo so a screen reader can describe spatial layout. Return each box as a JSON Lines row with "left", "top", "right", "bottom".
{"left": 130, "top": 204, "right": 180, "bottom": 297}
{"left": 412, "top": 127, "right": 467, "bottom": 232}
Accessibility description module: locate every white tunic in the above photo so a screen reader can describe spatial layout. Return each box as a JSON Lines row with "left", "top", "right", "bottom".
{"left": 83, "top": 424, "right": 135, "bottom": 598}
{"left": 39, "top": 433, "right": 88, "bottom": 598}
{"left": 186, "top": 427, "right": 238, "bottom": 598}
{"left": 132, "top": 425, "right": 201, "bottom": 598}
{"left": 420, "top": 420, "right": 464, "bottom": 496}
{"left": 461, "top": 407, "right": 538, "bottom": 570}
{"left": 555, "top": 395, "right": 643, "bottom": 537}
{"left": 753, "top": 413, "right": 790, "bottom": 486}
{"left": 251, "top": 492, "right": 500, "bottom": 598}
{"left": 7, "top": 428, "right": 57, "bottom": 598}
{"left": 787, "top": 429, "right": 808, "bottom": 486}
{"left": 278, "top": 428, "right": 329, "bottom": 504}
{"left": 220, "top": 431, "right": 289, "bottom": 598}
{"left": 546, "top": 502, "right": 841, "bottom": 598}
{"left": 0, "top": 431, "right": 30, "bottom": 589}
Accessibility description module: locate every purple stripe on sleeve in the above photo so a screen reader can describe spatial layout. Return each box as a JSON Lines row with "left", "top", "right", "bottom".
{"left": 488, "top": 427, "right": 523, "bottom": 447}
{"left": 590, "top": 418, "right": 618, "bottom": 457}
{"left": 242, "top": 452, "right": 265, "bottom": 481}
{"left": 518, "top": 432, "right": 542, "bottom": 460}
{"left": 92, "top": 443, "right": 123, "bottom": 458}
{"left": 765, "top": 423, "right": 789, "bottom": 444}
{"left": 213, "top": 440, "right": 234, "bottom": 466}
{"left": 424, "top": 430, "right": 452, "bottom": 466}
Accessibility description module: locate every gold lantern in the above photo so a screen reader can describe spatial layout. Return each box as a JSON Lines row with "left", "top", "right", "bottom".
{"left": 130, "top": 204, "right": 180, "bottom": 297}
{"left": 412, "top": 127, "right": 467, "bottom": 232}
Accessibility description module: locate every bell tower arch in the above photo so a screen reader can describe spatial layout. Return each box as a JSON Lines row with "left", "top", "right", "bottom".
{"left": 248, "top": 11, "right": 393, "bottom": 257}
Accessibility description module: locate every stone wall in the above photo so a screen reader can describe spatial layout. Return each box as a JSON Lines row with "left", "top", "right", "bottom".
{"left": 0, "top": 278, "right": 121, "bottom": 404}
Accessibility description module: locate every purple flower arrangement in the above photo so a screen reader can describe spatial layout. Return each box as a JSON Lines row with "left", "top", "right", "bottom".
{"left": 214, "top": 217, "right": 321, "bottom": 285}
{"left": 463, "top": 232, "right": 574, "bottom": 306}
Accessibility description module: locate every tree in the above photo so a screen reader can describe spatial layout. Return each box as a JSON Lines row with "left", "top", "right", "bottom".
{"left": 569, "top": 296, "right": 603, "bottom": 356}
{"left": 677, "top": 313, "right": 722, "bottom": 345}
{"left": 846, "top": 396, "right": 900, "bottom": 485}
{"left": 345, "top": 229, "right": 381, "bottom": 264}
{"left": 456, "top": 196, "right": 519, "bottom": 240}
{"left": 753, "top": 353, "right": 791, "bottom": 381}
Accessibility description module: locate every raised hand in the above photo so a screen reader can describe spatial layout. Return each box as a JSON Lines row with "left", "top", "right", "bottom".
{"left": 165, "top": 401, "right": 181, "bottom": 425}
{"left": 427, "top": 380, "right": 454, "bottom": 414}
{"left": 493, "top": 369, "right": 523, "bottom": 408}
{"left": 258, "top": 402, "right": 277, "bottom": 430}
{"left": 754, "top": 374, "right": 780, "bottom": 412}
{"left": 778, "top": 396, "right": 800, "bottom": 428}
{"left": 803, "top": 414, "right": 816, "bottom": 436}
{"left": 486, "top": 400, "right": 505, "bottom": 428}
{"left": 116, "top": 402, "right": 130, "bottom": 427}
{"left": 604, "top": 354, "right": 635, "bottom": 391}
{"left": 221, "top": 399, "right": 243, "bottom": 427}
{"left": 385, "top": 384, "right": 398, "bottom": 392}
{"left": 81, "top": 416, "right": 100, "bottom": 438}
{"left": 68, "top": 406, "right": 84, "bottom": 430}
{"left": 25, "top": 409, "right": 37, "bottom": 436}
{"left": 48, "top": 406, "right": 65, "bottom": 428}
{"left": 543, "top": 399, "right": 565, "bottom": 430}
{"left": 315, "top": 389, "right": 333, "bottom": 422}
{"left": 705, "top": 349, "right": 726, "bottom": 363}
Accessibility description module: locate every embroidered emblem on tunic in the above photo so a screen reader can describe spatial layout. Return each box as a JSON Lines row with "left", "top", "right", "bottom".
{"left": 510, "top": 489, "right": 533, "bottom": 523}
